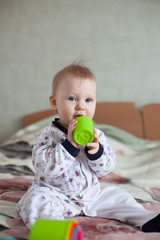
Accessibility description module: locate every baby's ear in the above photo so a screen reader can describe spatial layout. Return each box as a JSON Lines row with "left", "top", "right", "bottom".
{"left": 49, "top": 95, "right": 57, "bottom": 110}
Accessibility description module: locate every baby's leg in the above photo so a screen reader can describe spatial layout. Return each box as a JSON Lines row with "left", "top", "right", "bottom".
{"left": 83, "top": 186, "right": 160, "bottom": 229}
{"left": 17, "top": 186, "right": 82, "bottom": 229}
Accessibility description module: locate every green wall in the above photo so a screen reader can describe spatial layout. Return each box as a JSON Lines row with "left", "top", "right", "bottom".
{"left": 0, "top": 0, "right": 160, "bottom": 143}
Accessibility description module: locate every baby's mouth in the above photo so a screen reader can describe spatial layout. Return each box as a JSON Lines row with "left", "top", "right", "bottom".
{"left": 74, "top": 114, "right": 84, "bottom": 118}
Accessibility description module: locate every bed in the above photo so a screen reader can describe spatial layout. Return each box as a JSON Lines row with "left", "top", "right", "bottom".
{"left": 0, "top": 102, "right": 160, "bottom": 240}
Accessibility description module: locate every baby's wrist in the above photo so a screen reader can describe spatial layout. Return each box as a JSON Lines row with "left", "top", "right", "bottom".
{"left": 62, "top": 139, "right": 80, "bottom": 157}
{"left": 85, "top": 143, "right": 104, "bottom": 160}
{"left": 71, "top": 141, "right": 79, "bottom": 149}
{"left": 67, "top": 137, "right": 79, "bottom": 149}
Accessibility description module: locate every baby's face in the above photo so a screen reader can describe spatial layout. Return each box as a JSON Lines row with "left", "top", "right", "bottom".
{"left": 52, "top": 77, "right": 96, "bottom": 129}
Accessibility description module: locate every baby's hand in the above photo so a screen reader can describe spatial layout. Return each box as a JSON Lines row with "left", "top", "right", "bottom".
{"left": 86, "top": 129, "right": 99, "bottom": 154}
{"left": 67, "top": 119, "right": 79, "bottom": 148}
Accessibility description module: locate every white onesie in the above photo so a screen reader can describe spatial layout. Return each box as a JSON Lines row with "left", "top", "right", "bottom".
{"left": 17, "top": 119, "right": 159, "bottom": 229}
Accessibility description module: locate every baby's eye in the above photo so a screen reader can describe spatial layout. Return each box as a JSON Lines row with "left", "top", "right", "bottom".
{"left": 68, "top": 97, "right": 76, "bottom": 101}
{"left": 85, "top": 98, "right": 92, "bottom": 103}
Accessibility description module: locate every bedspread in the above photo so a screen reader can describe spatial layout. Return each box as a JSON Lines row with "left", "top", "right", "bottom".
{"left": 0, "top": 117, "right": 160, "bottom": 239}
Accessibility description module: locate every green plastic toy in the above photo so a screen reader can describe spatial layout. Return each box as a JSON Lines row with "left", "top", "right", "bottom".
{"left": 29, "top": 219, "right": 83, "bottom": 240}
{"left": 73, "top": 116, "right": 94, "bottom": 145}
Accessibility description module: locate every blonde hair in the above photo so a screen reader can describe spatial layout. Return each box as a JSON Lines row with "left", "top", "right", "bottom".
{"left": 52, "top": 62, "right": 96, "bottom": 94}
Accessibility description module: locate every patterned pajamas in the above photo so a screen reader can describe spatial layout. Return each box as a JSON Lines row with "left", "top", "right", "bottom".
{"left": 17, "top": 119, "right": 160, "bottom": 229}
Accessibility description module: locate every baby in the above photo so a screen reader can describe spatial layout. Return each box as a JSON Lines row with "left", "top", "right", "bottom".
{"left": 17, "top": 62, "right": 160, "bottom": 232}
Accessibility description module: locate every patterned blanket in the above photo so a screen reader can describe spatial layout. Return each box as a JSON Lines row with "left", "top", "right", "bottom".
{"left": 0, "top": 116, "right": 160, "bottom": 239}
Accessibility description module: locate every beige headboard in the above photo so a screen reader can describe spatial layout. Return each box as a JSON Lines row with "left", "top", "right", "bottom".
{"left": 23, "top": 102, "right": 160, "bottom": 140}
{"left": 142, "top": 103, "right": 160, "bottom": 140}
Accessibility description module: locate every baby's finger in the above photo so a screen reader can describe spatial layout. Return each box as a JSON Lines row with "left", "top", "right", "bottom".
{"left": 87, "top": 142, "right": 99, "bottom": 149}
{"left": 87, "top": 142, "right": 99, "bottom": 154}
{"left": 92, "top": 129, "right": 99, "bottom": 143}
{"left": 69, "top": 119, "right": 77, "bottom": 130}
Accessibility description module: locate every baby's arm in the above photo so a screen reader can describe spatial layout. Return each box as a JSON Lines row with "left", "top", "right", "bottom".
{"left": 85, "top": 129, "right": 116, "bottom": 177}
{"left": 86, "top": 128, "right": 99, "bottom": 154}
{"left": 32, "top": 125, "right": 80, "bottom": 178}
{"left": 67, "top": 119, "right": 79, "bottom": 149}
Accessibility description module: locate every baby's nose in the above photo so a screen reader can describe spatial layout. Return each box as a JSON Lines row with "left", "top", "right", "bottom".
{"left": 76, "top": 102, "right": 85, "bottom": 110}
